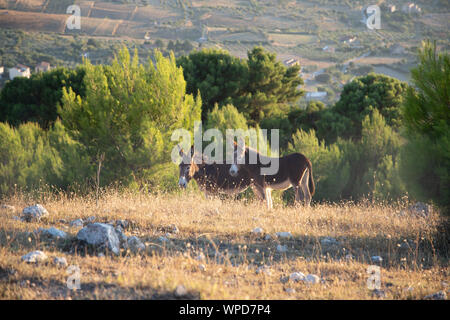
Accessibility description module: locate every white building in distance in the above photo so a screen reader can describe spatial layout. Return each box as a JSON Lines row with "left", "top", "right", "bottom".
{"left": 35, "top": 61, "right": 51, "bottom": 73}
{"left": 9, "top": 64, "right": 31, "bottom": 80}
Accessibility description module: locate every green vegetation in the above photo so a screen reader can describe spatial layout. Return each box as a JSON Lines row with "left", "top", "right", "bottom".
{"left": 177, "top": 47, "right": 304, "bottom": 125}
{"left": 0, "top": 67, "right": 86, "bottom": 129}
{"left": 0, "top": 40, "right": 448, "bottom": 216}
{"left": 400, "top": 41, "right": 450, "bottom": 214}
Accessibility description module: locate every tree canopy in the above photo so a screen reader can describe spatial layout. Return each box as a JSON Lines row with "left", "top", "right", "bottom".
{"left": 177, "top": 46, "right": 304, "bottom": 125}
{"left": 401, "top": 41, "right": 450, "bottom": 212}
{"left": 0, "top": 66, "right": 86, "bottom": 129}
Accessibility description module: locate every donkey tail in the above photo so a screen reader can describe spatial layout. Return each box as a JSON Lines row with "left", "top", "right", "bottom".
{"left": 308, "top": 160, "right": 315, "bottom": 196}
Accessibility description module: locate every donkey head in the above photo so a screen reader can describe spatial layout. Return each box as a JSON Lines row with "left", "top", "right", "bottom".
{"left": 178, "top": 145, "right": 200, "bottom": 188}
{"left": 229, "top": 140, "right": 246, "bottom": 177}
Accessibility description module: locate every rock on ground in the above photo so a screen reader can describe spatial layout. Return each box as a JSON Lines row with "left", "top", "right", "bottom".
{"left": 321, "top": 237, "right": 339, "bottom": 247}
{"left": 289, "top": 272, "right": 306, "bottom": 282}
{"left": 371, "top": 256, "right": 383, "bottom": 263}
{"left": 115, "top": 226, "right": 128, "bottom": 249}
{"left": 372, "top": 289, "right": 386, "bottom": 298}
{"left": 22, "top": 204, "right": 49, "bottom": 222}
{"left": 159, "top": 236, "right": 169, "bottom": 243}
{"left": 36, "top": 227, "right": 68, "bottom": 239}
{"left": 408, "top": 202, "right": 432, "bottom": 217}
{"left": 21, "top": 251, "right": 48, "bottom": 263}
{"left": 276, "top": 244, "right": 288, "bottom": 253}
{"left": 174, "top": 285, "right": 188, "bottom": 298}
{"left": 276, "top": 232, "right": 292, "bottom": 239}
{"left": 127, "top": 236, "right": 145, "bottom": 253}
{"left": 252, "top": 227, "right": 264, "bottom": 234}
{"left": 53, "top": 257, "right": 68, "bottom": 268}
{"left": 76, "top": 223, "right": 120, "bottom": 255}
{"left": 424, "top": 291, "right": 447, "bottom": 300}
{"left": 70, "top": 219, "right": 84, "bottom": 227}
{"left": 304, "top": 274, "right": 320, "bottom": 284}
{"left": 256, "top": 265, "right": 272, "bottom": 275}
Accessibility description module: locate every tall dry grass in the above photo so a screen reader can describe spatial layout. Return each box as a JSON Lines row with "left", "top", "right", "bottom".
{"left": 0, "top": 189, "right": 448, "bottom": 299}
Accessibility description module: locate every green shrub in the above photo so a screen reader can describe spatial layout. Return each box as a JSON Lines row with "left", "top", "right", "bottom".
{"left": 59, "top": 47, "right": 201, "bottom": 189}
{"left": 401, "top": 41, "right": 450, "bottom": 212}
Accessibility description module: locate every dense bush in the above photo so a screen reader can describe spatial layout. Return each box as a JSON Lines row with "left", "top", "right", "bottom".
{"left": 0, "top": 67, "right": 86, "bottom": 129}
{"left": 287, "top": 110, "right": 404, "bottom": 202}
{"left": 400, "top": 41, "right": 450, "bottom": 213}
{"left": 0, "top": 121, "right": 91, "bottom": 195}
{"left": 316, "top": 73, "right": 408, "bottom": 143}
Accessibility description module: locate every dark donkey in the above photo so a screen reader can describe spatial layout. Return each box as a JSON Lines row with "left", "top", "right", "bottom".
{"left": 229, "top": 142, "right": 315, "bottom": 209}
{"left": 178, "top": 145, "right": 255, "bottom": 197}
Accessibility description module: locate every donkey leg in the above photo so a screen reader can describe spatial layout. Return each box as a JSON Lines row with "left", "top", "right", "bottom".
{"left": 251, "top": 186, "right": 265, "bottom": 200}
{"left": 265, "top": 188, "right": 273, "bottom": 210}
{"left": 294, "top": 185, "right": 304, "bottom": 202}
{"left": 300, "top": 169, "right": 311, "bottom": 207}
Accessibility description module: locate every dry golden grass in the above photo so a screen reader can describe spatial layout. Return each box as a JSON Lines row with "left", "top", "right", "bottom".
{"left": 0, "top": 190, "right": 448, "bottom": 300}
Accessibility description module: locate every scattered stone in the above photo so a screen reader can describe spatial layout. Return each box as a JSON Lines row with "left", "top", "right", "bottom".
{"left": 59, "top": 219, "right": 67, "bottom": 224}
{"left": 174, "top": 285, "right": 188, "bottom": 298}
{"left": 70, "top": 219, "right": 84, "bottom": 227}
{"left": 256, "top": 265, "right": 271, "bottom": 275}
{"left": 321, "top": 237, "right": 339, "bottom": 247}
{"left": 98, "top": 253, "right": 105, "bottom": 258}
{"left": 76, "top": 223, "right": 120, "bottom": 255}
{"left": 168, "top": 224, "right": 179, "bottom": 234}
{"left": 276, "top": 244, "right": 288, "bottom": 253}
{"left": 21, "top": 251, "right": 48, "bottom": 263}
{"left": 289, "top": 272, "right": 306, "bottom": 282}
{"left": 276, "top": 232, "right": 292, "bottom": 239}
{"left": 127, "top": 236, "right": 145, "bottom": 253}
{"left": 424, "top": 291, "right": 447, "bottom": 300}
{"left": 198, "top": 264, "right": 206, "bottom": 272}
{"left": 408, "top": 202, "right": 432, "bottom": 217}
{"left": 20, "top": 280, "right": 30, "bottom": 287}
{"left": 158, "top": 236, "right": 169, "bottom": 243}
{"left": 280, "top": 276, "right": 289, "bottom": 284}
{"left": 115, "top": 226, "right": 128, "bottom": 249}
{"left": 264, "top": 234, "right": 272, "bottom": 241}
{"left": 86, "top": 216, "right": 96, "bottom": 223}
{"left": 36, "top": 227, "right": 68, "bottom": 239}
{"left": 53, "top": 257, "right": 68, "bottom": 268}
{"left": 371, "top": 256, "right": 383, "bottom": 263}
{"left": 285, "top": 288, "right": 296, "bottom": 294}
{"left": 195, "top": 253, "right": 205, "bottom": 261}
{"left": 115, "top": 220, "right": 129, "bottom": 229}
{"left": 252, "top": 227, "right": 264, "bottom": 234}
{"left": 304, "top": 274, "right": 320, "bottom": 284}
{"left": 22, "top": 204, "right": 49, "bottom": 222}
{"left": 345, "top": 254, "right": 354, "bottom": 261}
{"left": 1, "top": 204, "right": 15, "bottom": 212}
{"left": 371, "top": 289, "right": 386, "bottom": 298}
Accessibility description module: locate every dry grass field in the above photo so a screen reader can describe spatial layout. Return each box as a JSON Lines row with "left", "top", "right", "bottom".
{"left": 0, "top": 190, "right": 448, "bottom": 300}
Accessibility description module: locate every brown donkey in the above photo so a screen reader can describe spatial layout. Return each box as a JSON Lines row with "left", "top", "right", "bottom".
{"left": 178, "top": 145, "right": 255, "bottom": 197}
{"left": 229, "top": 142, "right": 315, "bottom": 209}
